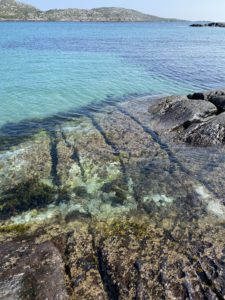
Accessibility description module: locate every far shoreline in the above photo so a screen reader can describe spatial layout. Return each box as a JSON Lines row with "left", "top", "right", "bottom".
{"left": 0, "top": 19, "right": 188, "bottom": 23}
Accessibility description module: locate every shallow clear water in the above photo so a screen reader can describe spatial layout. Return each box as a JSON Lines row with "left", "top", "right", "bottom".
{"left": 1, "top": 22, "right": 225, "bottom": 131}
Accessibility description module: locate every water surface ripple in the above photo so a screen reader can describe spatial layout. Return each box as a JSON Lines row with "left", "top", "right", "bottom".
{"left": 1, "top": 22, "right": 225, "bottom": 133}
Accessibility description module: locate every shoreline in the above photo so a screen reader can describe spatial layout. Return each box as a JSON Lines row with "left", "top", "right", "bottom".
{"left": 0, "top": 19, "right": 187, "bottom": 23}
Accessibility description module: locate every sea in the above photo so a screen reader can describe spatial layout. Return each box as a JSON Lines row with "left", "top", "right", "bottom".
{"left": 0, "top": 21, "right": 225, "bottom": 131}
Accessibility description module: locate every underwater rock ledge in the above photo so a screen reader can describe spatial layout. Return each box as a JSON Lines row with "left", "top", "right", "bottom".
{"left": 1, "top": 89, "right": 225, "bottom": 299}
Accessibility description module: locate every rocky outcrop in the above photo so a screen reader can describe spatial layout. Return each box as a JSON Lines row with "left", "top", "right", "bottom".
{"left": 0, "top": 0, "right": 41, "bottom": 20}
{"left": 147, "top": 89, "right": 225, "bottom": 146}
{"left": 148, "top": 96, "right": 217, "bottom": 131}
{"left": 190, "top": 22, "right": 225, "bottom": 28}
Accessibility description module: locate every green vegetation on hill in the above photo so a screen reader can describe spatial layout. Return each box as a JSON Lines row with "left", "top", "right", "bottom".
{"left": 0, "top": 0, "right": 181, "bottom": 22}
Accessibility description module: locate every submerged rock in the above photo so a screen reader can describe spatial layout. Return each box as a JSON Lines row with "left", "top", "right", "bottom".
{"left": 1, "top": 89, "right": 225, "bottom": 299}
{"left": 0, "top": 130, "right": 52, "bottom": 192}
{"left": 0, "top": 179, "right": 56, "bottom": 220}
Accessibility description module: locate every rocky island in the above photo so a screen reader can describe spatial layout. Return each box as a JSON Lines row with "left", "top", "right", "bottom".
{"left": 0, "top": 0, "right": 180, "bottom": 22}
{"left": 1, "top": 89, "right": 225, "bottom": 299}
{"left": 190, "top": 22, "right": 225, "bottom": 27}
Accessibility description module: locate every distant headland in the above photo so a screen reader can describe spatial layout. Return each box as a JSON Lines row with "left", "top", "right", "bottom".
{"left": 0, "top": 0, "right": 182, "bottom": 22}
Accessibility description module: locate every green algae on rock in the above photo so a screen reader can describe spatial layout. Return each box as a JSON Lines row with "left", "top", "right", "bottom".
{"left": 0, "top": 179, "right": 56, "bottom": 219}
{"left": 0, "top": 223, "right": 30, "bottom": 234}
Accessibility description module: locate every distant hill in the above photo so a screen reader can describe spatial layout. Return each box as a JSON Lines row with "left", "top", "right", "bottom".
{"left": 0, "top": 0, "right": 181, "bottom": 22}
{"left": 43, "top": 7, "right": 179, "bottom": 22}
{"left": 0, "top": 0, "right": 41, "bottom": 20}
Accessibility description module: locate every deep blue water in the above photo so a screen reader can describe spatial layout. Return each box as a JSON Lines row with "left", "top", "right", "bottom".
{"left": 1, "top": 21, "right": 225, "bottom": 130}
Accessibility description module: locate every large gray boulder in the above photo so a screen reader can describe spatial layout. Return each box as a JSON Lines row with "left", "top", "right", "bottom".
{"left": 148, "top": 96, "right": 217, "bottom": 132}
{"left": 147, "top": 90, "right": 225, "bottom": 146}
{"left": 209, "top": 95, "right": 225, "bottom": 111}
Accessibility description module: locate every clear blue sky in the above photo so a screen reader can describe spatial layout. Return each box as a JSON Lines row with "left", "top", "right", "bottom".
{"left": 24, "top": 0, "right": 225, "bottom": 21}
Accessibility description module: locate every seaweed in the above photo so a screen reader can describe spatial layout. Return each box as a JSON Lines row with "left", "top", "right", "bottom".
{"left": 0, "top": 179, "right": 56, "bottom": 219}
{"left": 0, "top": 223, "right": 30, "bottom": 234}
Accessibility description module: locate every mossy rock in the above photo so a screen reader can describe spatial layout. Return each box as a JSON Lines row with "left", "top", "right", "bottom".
{"left": 0, "top": 179, "right": 56, "bottom": 219}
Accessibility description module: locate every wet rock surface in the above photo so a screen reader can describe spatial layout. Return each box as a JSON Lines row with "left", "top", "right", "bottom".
{"left": 148, "top": 89, "right": 225, "bottom": 146}
{"left": 0, "top": 237, "right": 69, "bottom": 300}
{"left": 148, "top": 96, "right": 217, "bottom": 132}
{"left": 1, "top": 216, "right": 225, "bottom": 300}
{"left": 183, "top": 113, "right": 225, "bottom": 146}
{"left": 0, "top": 89, "right": 225, "bottom": 299}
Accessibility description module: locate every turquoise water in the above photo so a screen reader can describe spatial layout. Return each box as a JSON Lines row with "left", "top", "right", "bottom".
{"left": 1, "top": 21, "right": 225, "bottom": 130}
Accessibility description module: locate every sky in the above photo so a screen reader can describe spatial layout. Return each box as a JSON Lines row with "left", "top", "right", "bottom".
{"left": 23, "top": 0, "right": 225, "bottom": 21}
